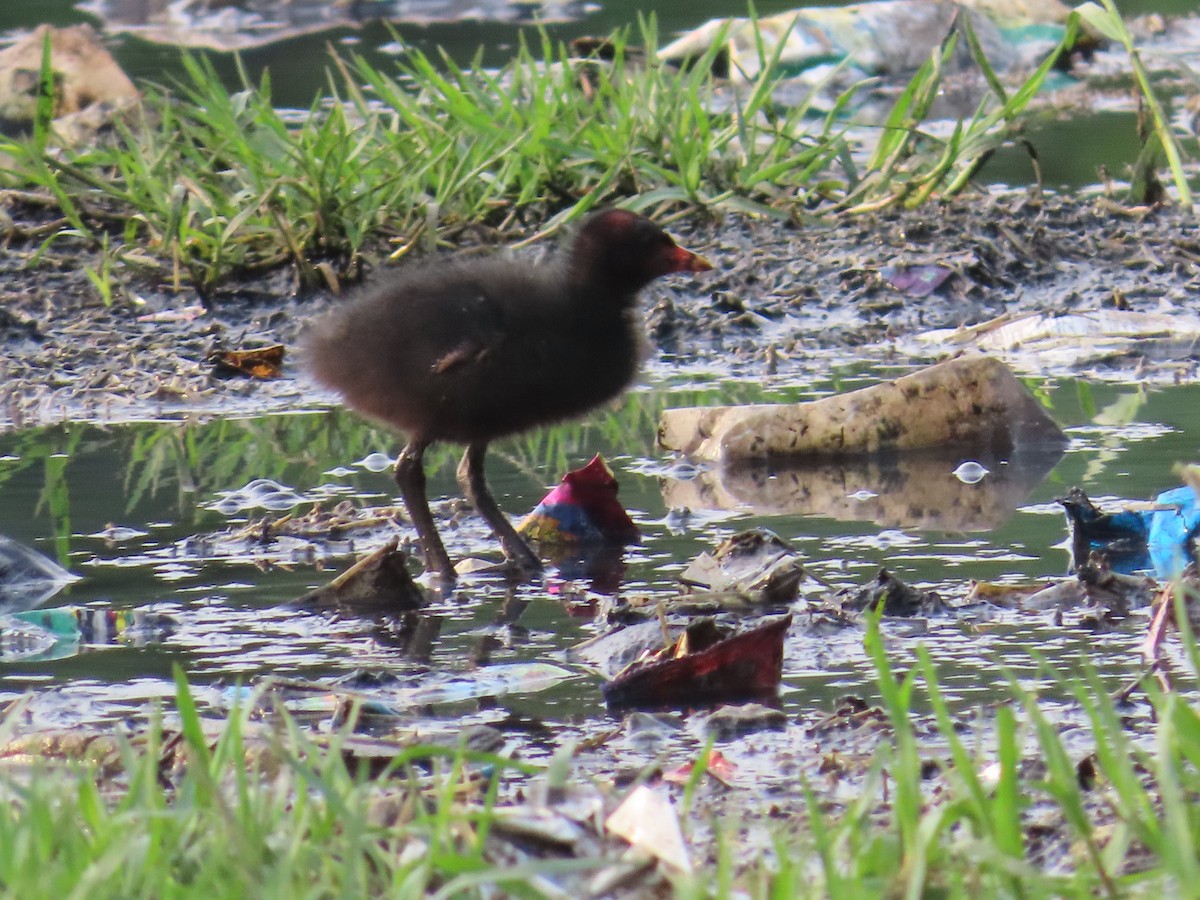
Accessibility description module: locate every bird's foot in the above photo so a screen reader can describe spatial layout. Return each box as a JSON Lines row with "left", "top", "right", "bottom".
{"left": 501, "top": 543, "right": 544, "bottom": 582}
{"left": 415, "top": 536, "right": 458, "bottom": 585}
{"left": 430, "top": 560, "right": 459, "bottom": 585}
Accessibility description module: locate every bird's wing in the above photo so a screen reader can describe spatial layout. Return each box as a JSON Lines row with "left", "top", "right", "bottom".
{"left": 427, "top": 289, "right": 507, "bottom": 376}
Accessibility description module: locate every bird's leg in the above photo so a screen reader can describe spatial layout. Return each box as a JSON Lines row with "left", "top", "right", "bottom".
{"left": 394, "top": 439, "right": 457, "bottom": 583}
{"left": 457, "top": 441, "right": 543, "bottom": 576}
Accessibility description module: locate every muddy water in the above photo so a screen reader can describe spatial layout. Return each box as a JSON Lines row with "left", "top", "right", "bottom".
{"left": 0, "top": 364, "right": 1191, "bottom": 730}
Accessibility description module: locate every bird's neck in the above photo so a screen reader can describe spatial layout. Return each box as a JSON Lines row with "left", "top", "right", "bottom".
{"left": 565, "top": 262, "right": 644, "bottom": 310}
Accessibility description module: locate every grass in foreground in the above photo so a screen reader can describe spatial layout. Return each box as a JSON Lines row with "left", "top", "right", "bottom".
{"left": 2, "top": 601, "right": 1200, "bottom": 897}
{"left": 0, "top": 669, "right": 557, "bottom": 898}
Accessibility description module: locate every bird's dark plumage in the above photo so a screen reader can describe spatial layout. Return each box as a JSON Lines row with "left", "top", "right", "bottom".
{"left": 305, "top": 208, "right": 712, "bottom": 582}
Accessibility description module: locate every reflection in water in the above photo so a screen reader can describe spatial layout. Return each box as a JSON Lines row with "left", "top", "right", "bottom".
{"left": 661, "top": 447, "right": 1064, "bottom": 532}
{"left": 82, "top": 0, "right": 595, "bottom": 50}
{"left": 542, "top": 542, "right": 628, "bottom": 595}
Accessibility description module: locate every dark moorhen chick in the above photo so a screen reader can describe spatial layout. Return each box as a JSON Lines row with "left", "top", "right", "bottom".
{"left": 306, "top": 208, "right": 712, "bottom": 582}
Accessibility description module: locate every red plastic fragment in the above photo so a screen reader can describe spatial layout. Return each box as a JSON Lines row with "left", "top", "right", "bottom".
{"left": 601, "top": 613, "right": 792, "bottom": 708}
{"left": 664, "top": 750, "right": 737, "bottom": 787}
{"left": 518, "top": 454, "right": 639, "bottom": 544}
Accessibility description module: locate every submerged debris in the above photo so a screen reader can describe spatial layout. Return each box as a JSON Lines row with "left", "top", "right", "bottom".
{"left": 699, "top": 702, "right": 788, "bottom": 740}
{"left": 678, "top": 528, "right": 807, "bottom": 606}
{"left": 294, "top": 539, "right": 425, "bottom": 612}
{"left": 227, "top": 665, "right": 578, "bottom": 718}
{"left": 601, "top": 614, "right": 792, "bottom": 709}
{"left": 833, "top": 567, "right": 948, "bottom": 617}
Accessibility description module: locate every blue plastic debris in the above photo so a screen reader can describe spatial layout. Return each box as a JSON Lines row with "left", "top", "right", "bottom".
{"left": 1145, "top": 487, "right": 1200, "bottom": 579}
{"left": 1059, "top": 485, "right": 1200, "bottom": 579}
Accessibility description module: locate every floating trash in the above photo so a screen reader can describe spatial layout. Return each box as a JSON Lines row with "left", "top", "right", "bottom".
{"left": 601, "top": 614, "right": 791, "bottom": 709}
{"left": 835, "top": 568, "right": 948, "bottom": 617}
{"left": 880, "top": 263, "right": 952, "bottom": 298}
{"left": 916, "top": 310, "right": 1200, "bottom": 373}
{"left": 208, "top": 344, "right": 285, "bottom": 379}
{"left": 0, "top": 616, "right": 69, "bottom": 662}
{"left": 518, "top": 455, "right": 639, "bottom": 545}
{"left": 664, "top": 749, "right": 737, "bottom": 787}
{"left": 658, "top": 0, "right": 1073, "bottom": 86}
{"left": 679, "top": 529, "right": 806, "bottom": 606}
{"left": 0, "top": 535, "right": 79, "bottom": 615}
{"left": 0, "top": 601, "right": 174, "bottom": 665}
{"left": 15, "top": 606, "right": 175, "bottom": 645}
{"left": 1060, "top": 485, "right": 1200, "bottom": 579}
{"left": 294, "top": 540, "right": 424, "bottom": 612}
{"left": 605, "top": 785, "right": 691, "bottom": 873}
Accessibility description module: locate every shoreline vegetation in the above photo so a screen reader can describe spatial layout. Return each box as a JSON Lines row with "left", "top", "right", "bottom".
{"left": 2, "top": 1, "right": 1200, "bottom": 895}
{"left": 0, "top": 2, "right": 1186, "bottom": 303}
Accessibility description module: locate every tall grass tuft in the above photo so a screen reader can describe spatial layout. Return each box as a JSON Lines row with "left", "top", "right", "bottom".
{"left": 0, "top": 15, "right": 1081, "bottom": 297}
{"left": 1, "top": 21, "right": 850, "bottom": 296}
{"left": 0, "top": 6, "right": 1190, "bottom": 295}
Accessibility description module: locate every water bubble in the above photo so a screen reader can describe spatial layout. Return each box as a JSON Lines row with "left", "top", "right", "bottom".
{"left": 244, "top": 479, "right": 287, "bottom": 498}
{"left": 259, "top": 490, "right": 305, "bottom": 511}
{"left": 212, "top": 498, "right": 243, "bottom": 516}
{"left": 952, "top": 461, "right": 989, "bottom": 484}
{"left": 356, "top": 452, "right": 395, "bottom": 473}
{"left": 87, "top": 525, "right": 148, "bottom": 542}
{"left": 208, "top": 478, "right": 309, "bottom": 513}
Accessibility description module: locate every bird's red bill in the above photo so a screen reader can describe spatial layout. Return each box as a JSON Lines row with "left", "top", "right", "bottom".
{"left": 667, "top": 245, "right": 714, "bottom": 273}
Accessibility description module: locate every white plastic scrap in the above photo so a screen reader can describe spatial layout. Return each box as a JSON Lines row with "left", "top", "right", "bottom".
{"left": 604, "top": 785, "right": 692, "bottom": 873}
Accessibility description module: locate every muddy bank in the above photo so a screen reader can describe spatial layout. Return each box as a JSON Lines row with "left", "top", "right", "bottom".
{"left": 2, "top": 193, "right": 1198, "bottom": 431}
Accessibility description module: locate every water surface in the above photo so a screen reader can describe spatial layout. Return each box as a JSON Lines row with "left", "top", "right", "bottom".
{"left": 0, "top": 367, "right": 1189, "bottom": 731}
